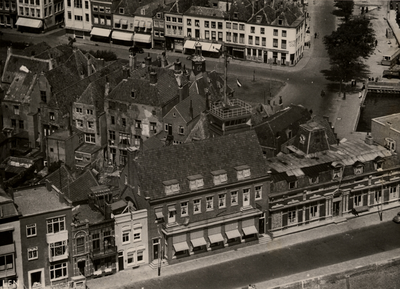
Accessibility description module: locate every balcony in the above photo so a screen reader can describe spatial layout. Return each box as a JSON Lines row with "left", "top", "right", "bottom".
{"left": 49, "top": 248, "right": 69, "bottom": 263}
{"left": 90, "top": 245, "right": 117, "bottom": 260}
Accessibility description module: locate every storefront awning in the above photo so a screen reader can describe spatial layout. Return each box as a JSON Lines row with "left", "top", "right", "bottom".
{"left": 16, "top": 17, "right": 42, "bottom": 28}
{"left": 225, "top": 229, "right": 241, "bottom": 239}
{"left": 112, "top": 31, "right": 133, "bottom": 41}
{"left": 184, "top": 40, "right": 196, "bottom": 50}
{"left": 173, "top": 241, "right": 189, "bottom": 252}
{"left": 242, "top": 225, "right": 258, "bottom": 235}
{"left": 191, "top": 237, "right": 207, "bottom": 247}
{"left": 209, "top": 43, "right": 221, "bottom": 52}
{"left": 134, "top": 34, "right": 151, "bottom": 43}
{"left": 184, "top": 40, "right": 221, "bottom": 52}
{"left": 208, "top": 233, "right": 224, "bottom": 244}
{"left": 90, "top": 27, "right": 111, "bottom": 37}
{"left": 139, "top": 20, "right": 145, "bottom": 27}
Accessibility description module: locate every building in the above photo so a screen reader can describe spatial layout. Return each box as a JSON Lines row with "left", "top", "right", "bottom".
{"left": 0, "top": 0, "right": 17, "bottom": 28}
{"left": 123, "top": 130, "right": 270, "bottom": 265}
{"left": 64, "top": 0, "right": 92, "bottom": 38}
{"left": 133, "top": 1, "right": 160, "bottom": 48}
{"left": 14, "top": 183, "right": 73, "bottom": 289}
{"left": 371, "top": 113, "right": 400, "bottom": 154}
{"left": 89, "top": 0, "right": 114, "bottom": 42}
{"left": 163, "top": 0, "right": 189, "bottom": 52}
{"left": 113, "top": 201, "right": 148, "bottom": 271}
{"left": 0, "top": 188, "right": 22, "bottom": 289}
{"left": 152, "top": 4, "right": 168, "bottom": 49}
{"left": 265, "top": 119, "right": 400, "bottom": 237}
{"left": 15, "top": 0, "right": 64, "bottom": 32}
{"left": 111, "top": 0, "right": 138, "bottom": 46}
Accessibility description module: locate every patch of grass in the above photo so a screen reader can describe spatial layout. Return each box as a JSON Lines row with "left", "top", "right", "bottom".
{"left": 227, "top": 76, "right": 285, "bottom": 105}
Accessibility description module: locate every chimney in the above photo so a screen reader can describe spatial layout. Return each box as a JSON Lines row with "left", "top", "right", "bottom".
{"left": 365, "top": 132, "right": 374, "bottom": 145}
{"left": 129, "top": 54, "right": 137, "bottom": 71}
{"left": 161, "top": 51, "right": 168, "bottom": 67}
{"left": 174, "top": 59, "right": 182, "bottom": 74}
{"left": 104, "top": 76, "right": 110, "bottom": 97}
{"left": 150, "top": 71, "right": 157, "bottom": 85}
{"left": 123, "top": 66, "right": 130, "bottom": 79}
{"left": 104, "top": 203, "right": 112, "bottom": 220}
{"left": 189, "top": 99, "right": 194, "bottom": 119}
{"left": 145, "top": 53, "right": 152, "bottom": 67}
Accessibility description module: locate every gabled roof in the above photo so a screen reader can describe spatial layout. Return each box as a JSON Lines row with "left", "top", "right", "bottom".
{"left": 226, "top": 0, "right": 253, "bottom": 21}
{"left": 4, "top": 72, "right": 36, "bottom": 103}
{"left": 63, "top": 170, "right": 99, "bottom": 204}
{"left": 189, "top": 70, "right": 232, "bottom": 102}
{"left": 185, "top": 6, "right": 226, "bottom": 18}
{"left": 115, "top": 0, "right": 154, "bottom": 16}
{"left": 20, "top": 42, "right": 52, "bottom": 57}
{"left": 134, "top": 1, "right": 163, "bottom": 16}
{"left": 40, "top": 164, "right": 75, "bottom": 192}
{"left": 134, "top": 130, "right": 267, "bottom": 199}
{"left": 33, "top": 44, "right": 75, "bottom": 66}
{"left": 270, "top": 3, "right": 304, "bottom": 27}
{"left": 173, "top": 93, "right": 206, "bottom": 123}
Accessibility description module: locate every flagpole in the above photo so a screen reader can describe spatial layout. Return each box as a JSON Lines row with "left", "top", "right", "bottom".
{"left": 224, "top": 46, "right": 227, "bottom": 104}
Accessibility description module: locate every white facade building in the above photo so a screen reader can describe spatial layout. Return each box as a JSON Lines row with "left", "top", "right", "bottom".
{"left": 64, "top": 0, "right": 92, "bottom": 38}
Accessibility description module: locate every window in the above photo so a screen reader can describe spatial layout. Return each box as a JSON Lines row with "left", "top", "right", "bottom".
{"left": 11, "top": 119, "right": 16, "bottom": 128}
{"left": 310, "top": 205, "right": 318, "bottom": 218}
{"left": 226, "top": 32, "right": 231, "bottom": 42}
{"left": 19, "top": 120, "right": 24, "bottom": 129}
{"left": 211, "top": 21, "right": 215, "bottom": 28}
{"left": 172, "top": 17, "right": 176, "bottom": 22}
{"left": 233, "top": 12, "right": 238, "bottom": 19}
{"left": 354, "top": 165, "right": 364, "bottom": 175}
{"left": 74, "top": 0, "right": 81, "bottom": 8}
{"left": 248, "top": 35, "right": 253, "bottom": 45}
{"left": 206, "top": 196, "right": 214, "bottom": 211}
{"left": 213, "top": 173, "right": 227, "bottom": 185}
{"left": 233, "top": 33, "right": 237, "bottom": 43}
{"left": 135, "top": 119, "right": 142, "bottom": 129}
{"left": 333, "top": 169, "right": 341, "bottom": 180}
{"left": 282, "top": 30, "right": 287, "bottom": 37}
{"left": 0, "top": 255, "right": 13, "bottom": 271}
{"left": 84, "top": 0, "right": 88, "bottom": 8}
{"left": 47, "top": 217, "right": 65, "bottom": 234}
{"left": 237, "top": 168, "right": 250, "bottom": 180}
{"left": 50, "top": 263, "right": 67, "bottom": 280}
{"left": 180, "top": 201, "right": 188, "bottom": 216}
{"left": 85, "top": 13, "right": 89, "bottom": 21}
{"left": 281, "top": 39, "right": 287, "bottom": 49}
{"left": 85, "top": 133, "right": 95, "bottom": 143}
{"left": 273, "top": 38, "right": 278, "bottom": 48}
{"left": 111, "top": 115, "right": 115, "bottom": 125}
{"left": 67, "top": 0, "right": 70, "bottom": 6}
{"left": 122, "top": 118, "right": 126, "bottom": 127}
{"left": 92, "top": 233, "right": 100, "bottom": 250}
{"left": 193, "top": 199, "right": 201, "bottom": 214}
{"left": 86, "top": 109, "right": 93, "bottom": 115}
{"left": 28, "top": 247, "right": 38, "bottom": 260}
{"left": 109, "top": 130, "right": 115, "bottom": 144}
{"left": 27, "top": 224, "right": 37, "bottom": 237}
{"left": 93, "top": 5, "right": 97, "bottom": 11}
{"left": 218, "top": 32, "right": 223, "bottom": 41}
{"left": 88, "top": 121, "right": 94, "bottom": 129}
{"left": 233, "top": 23, "right": 238, "bottom": 30}
{"left": 255, "top": 36, "right": 260, "bottom": 46}
{"left": 137, "top": 250, "right": 143, "bottom": 262}
{"left": 375, "top": 190, "right": 382, "bottom": 203}
{"left": 262, "top": 37, "right": 266, "bottom": 46}
{"left": 189, "top": 177, "right": 204, "bottom": 190}
{"left": 13, "top": 105, "right": 19, "bottom": 115}
{"left": 133, "top": 227, "right": 141, "bottom": 241}
{"left": 354, "top": 195, "right": 362, "bottom": 207}
{"left": 105, "top": 7, "right": 110, "bottom": 13}
{"left": 218, "top": 194, "right": 226, "bottom": 208}
{"left": 288, "top": 210, "right": 296, "bottom": 224}
{"left": 122, "top": 230, "right": 130, "bottom": 243}
{"left": 99, "top": 6, "right": 104, "bottom": 12}
{"left": 76, "top": 107, "right": 83, "bottom": 113}
{"left": 49, "top": 112, "right": 55, "bottom": 120}
{"left": 255, "top": 186, "right": 262, "bottom": 200}
{"left": 204, "top": 20, "right": 209, "bottom": 28}
{"left": 119, "top": 132, "right": 130, "bottom": 145}
{"left": 50, "top": 241, "right": 67, "bottom": 257}
{"left": 76, "top": 119, "right": 83, "bottom": 127}
{"left": 187, "top": 28, "right": 191, "bottom": 36}
{"left": 127, "top": 251, "right": 134, "bottom": 264}
{"left": 226, "top": 22, "right": 231, "bottom": 29}
{"left": 205, "top": 30, "right": 210, "bottom": 39}
{"left": 165, "top": 183, "right": 179, "bottom": 194}
{"left": 48, "top": 5, "right": 51, "bottom": 15}
{"left": 168, "top": 208, "right": 176, "bottom": 223}
{"left": 166, "top": 16, "right": 171, "bottom": 21}
{"left": 75, "top": 15, "right": 82, "bottom": 21}
{"left": 390, "top": 186, "right": 397, "bottom": 199}
{"left": 211, "top": 31, "right": 216, "bottom": 40}
{"left": 231, "top": 191, "right": 238, "bottom": 205}
{"left": 261, "top": 27, "right": 265, "bottom": 34}
{"left": 218, "top": 22, "right": 222, "bottom": 29}
{"left": 250, "top": 26, "right": 255, "bottom": 33}
{"left": 76, "top": 236, "right": 85, "bottom": 254}
{"left": 273, "top": 29, "right": 278, "bottom": 36}
{"left": 289, "top": 181, "right": 297, "bottom": 189}
{"left": 187, "top": 18, "right": 191, "bottom": 25}
{"left": 239, "top": 33, "right": 244, "bottom": 43}
{"left": 309, "top": 176, "right": 319, "bottom": 184}
{"left": 195, "top": 19, "right": 199, "bottom": 27}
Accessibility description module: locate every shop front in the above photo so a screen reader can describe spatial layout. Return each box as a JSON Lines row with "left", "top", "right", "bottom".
{"left": 90, "top": 27, "right": 111, "bottom": 43}
{"left": 15, "top": 17, "right": 43, "bottom": 32}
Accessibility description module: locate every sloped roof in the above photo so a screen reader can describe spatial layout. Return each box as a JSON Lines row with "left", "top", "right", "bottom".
{"left": 185, "top": 6, "right": 226, "bottom": 18}
{"left": 0, "top": 189, "right": 19, "bottom": 219}
{"left": 134, "top": 1, "right": 163, "bottom": 16}
{"left": 40, "top": 164, "right": 75, "bottom": 192}
{"left": 20, "top": 42, "right": 52, "bottom": 57}
{"left": 63, "top": 170, "right": 99, "bottom": 204}
{"left": 271, "top": 3, "right": 304, "bottom": 27}
{"left": 189, "top": 70, "right": 233, "bottom": 102}
{"left": 115, "top": 0, "right": 154, "bottom": 15}
{"left": 33, "top": 44, "right": 75, "bottom": 66}
{"left": 174, "top": 93, "right": 206, "bottom": 123}
{"left": 134, "top": 130, "right": 267, "bottom": 199}
{"left": 226, "top": 0, "right": 253, "bottom": 21}
{"left": 4, "top": 72, "right": 36, "bottom": 103}
{"left": 74, "top": 203, "right": 104, "bottom": 224}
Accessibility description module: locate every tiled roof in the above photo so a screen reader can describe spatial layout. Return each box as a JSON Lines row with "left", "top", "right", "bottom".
{"left": 134, "top": 1, "right": 163, "bottom": 16}
{"left": 134, "top": 130, "right": 267, "bottom": 199}
{"left": 0, "top": 189, "right": 19, "bottom": 219}
{"left": 14, "top": 185, "right": 70, "bottom": 216}
{"left": 74, "top": 203, "right": 104, "bottom": 224}
{"left": 4, "top": 72, "right": 36, "bottom": 103}
{"left": 63, "top": 170, "right": 99, "bottom": 204}
{"left": 41, "top": 164, "right": 75, "bottom": 192}
{"left": 226, "top": 0, "right": 253, "bottom": 21}
{"left": 34, "top": 44, "right": 75, "bottom": 66}
{"left": 189, "top": 70, "right": 232, "bottom": 102}
{"left": 115, "top": 0, "right": 154, "bottom": 15}
{"left": 185, "top": 6, "right": 226, "bottom": 18}
{"left": 174, "top": 93, "right": 206, "bottom": 123}
{"left": 271, "top": 3, "right": 304, "bottom": 26}
{"left": 309, "top": 115, "right": 338, "bottom": 145}
{"left": 254, "top": 104, "right": 311, "bottom": 148}
{"left": 1, "top": 54, "right": 52, "bottom": 84}
{"left": 20, "top": 42, "right": 52, "bottom": 57}
{"left": 143, "top": 135, "right": 164, "bottom": 151}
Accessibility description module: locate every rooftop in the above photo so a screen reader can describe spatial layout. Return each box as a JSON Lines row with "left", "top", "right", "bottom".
{"left": 372, "top": 112, "right": 400, "bottom": 130}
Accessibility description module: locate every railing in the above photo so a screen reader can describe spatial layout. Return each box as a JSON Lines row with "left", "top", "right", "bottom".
{"left": 91, "top": 246, "right": 117, "bottom": 259}
{"left": 210, "top": 99, "right": 252, "bottom": 119}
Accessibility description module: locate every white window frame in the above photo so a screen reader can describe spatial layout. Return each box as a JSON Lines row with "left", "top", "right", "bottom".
{"left": 47, "top": 217, "right": 65, "bottom": 234}
{"left": 231, "top": 191, "right": 238, "bottom": 205}
{"left": 310, "top": 205, "right": 318, "bottom": 219}
{"left": 390, "top": 186, "right": 397, "bottom": 199}
{"left": 218, "top": 194, "right": 226, "bottom": 208}
{"left": 288, "top": 210, "right": 296, "bottom": 224}
{"left": 206, "top": 196, "right": 214, "bottom": 211}
{"left": 243, "top": 188, "right": 250, "bottom": 206}
{"left": 27, "top": 224, "right": 37, "bottom": 237}
{"left": 49, "top": 241, "right": 67, "bottom": 258}
{"left": 50, "top": 262, "right": 67, "bottom": 281}
{"left": 180, "top": 201, "right": 188, "bottom": 216}
{"left": 122, "top": 230, "right": 130, "bottom": 244}
{"left": 76, "top": 107, "right": 83, "bottom": 113}
{"left": 354, "top": 165, "right": 364, "bottom": 175}
{"left": 354, "top": 195, "right": 362, "bottom": 207}
{"left": 28, "top": 247, "right": 38, "bottom": 260}
{"left": 255, "top": 186, "right": 262, "bottom": 200}
{"left": 193, "top": 199, "right": 201, "bottom": 214}
{"left": 133, "top": 226, "right": 141, "bottom": 241}
{"left": 168, "top": 208, "right": 176, "bottom": 223}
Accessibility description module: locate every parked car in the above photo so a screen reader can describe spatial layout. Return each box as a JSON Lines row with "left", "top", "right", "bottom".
{"left": 383, "top": 70, "right": 400, "bottom": 79}
{"left": 129, "top": 46, "right": 144, "bottom": 55}
{"left": 393, "top": 212, "right": 400, "bottom": 223}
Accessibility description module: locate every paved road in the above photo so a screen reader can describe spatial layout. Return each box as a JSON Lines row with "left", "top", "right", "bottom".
{"left": 126, "top": 220, "right": 400, "bottom": 289}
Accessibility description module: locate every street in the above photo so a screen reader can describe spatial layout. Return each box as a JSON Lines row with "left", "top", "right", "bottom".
{"left": 126, "top": 220, "right": 400, "bottom": 289}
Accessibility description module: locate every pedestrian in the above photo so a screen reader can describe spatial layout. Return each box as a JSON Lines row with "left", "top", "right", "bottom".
{"left": 352, "top": 208, "right": 359, "bottom": 217}
{"left": 361, "top": 83, "right": 365, "bottom": 90}
{"left": 314, "top": 32, "right": 317, "bottom": 39}
{"left": 375, "top": 39, "right": 378, "bottom": 47}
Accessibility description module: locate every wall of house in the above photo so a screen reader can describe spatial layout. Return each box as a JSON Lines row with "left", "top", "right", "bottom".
{"left": 371, "top": 120, "right": 400, "bottom": 152}
{"left": 71, "top": 223, "right": 91, "bottom": 278}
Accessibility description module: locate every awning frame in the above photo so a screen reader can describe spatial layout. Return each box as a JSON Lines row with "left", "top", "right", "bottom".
{"left": 242, "top": 225, "right": 258, "bottom": 236}
{"left": 225, "top": 229, "right": 241, "bottom": 239}
{"left": 208, "top": 233, "right": 224, "bottom": 244}
{"left": 16, "top": 17, "right": 43, "bottom": 28}
{"left": 190, "top": 237, "right": 207, "bottom": 247}
{"left": 173, "top": 241, "right": 189, "bottom": 252}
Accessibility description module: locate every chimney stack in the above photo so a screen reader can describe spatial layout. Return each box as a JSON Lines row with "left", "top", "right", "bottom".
{"left": 150, "top": 71, "right": 157, "bottom": 85}
{"left": 129, "top": 55, "right": 137, "bottom": 71}
{"left": 123, "top": 66, "right": 130, "bottom": 79}
{"left": 145, "top": 53, "right": 152, "bottom": 67}
{"left": 46, "top": 181, "right": 52, "bottom": 192}
{"left": 174, "top": 59, "right": 182, "bottom": 74}
{"left": 104, "top": 76, "right": 110, "bottom": 96}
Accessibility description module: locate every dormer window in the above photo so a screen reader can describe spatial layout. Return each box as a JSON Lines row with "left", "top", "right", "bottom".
{"left": 163, "top": 180, "right": 180, "bottom": 195}
{"left": 154, "top": 208, "right": 164, "bottom": 223}
{"left": 331, "top": 162, "right": 343, "bottom": 180}
{"left": 188, "top": 175, "right": 204, "bottom": 190}
{"left": 119, "top": 7, "right": 124, "bottom": 14}
{"left": 141, "top": 8, "right": 145, "bottom": 15}
{"left": 289, "top": 180, "right": 297, "bottom": 189}
{"left": 278, "top": 19, "right": 283, "bottom": 25}
{"left": 233, "top": 12, "right": 238, "bottom": 19}
{"left": 385, "top": 137, "right": 396, "bottom": 153}
{"left": 309, "top": 176, "right": 319, "bottom": 184}
{"left": 156, "top": 12, "right": 161, "bottom": 18}
{"left": 212, "top": 170, "right": 227, "bottom": 185}
{"left": 256, "top": 15, "right": 262, "bottom": 23}
{"left": 353, "top": 161, "right": 364, "bottom": 175}
{"left": 236, "top": 165, "right": 250, "bottom": 180}
{"left": 374, "top": 156, "right": 384, "bottom": 171}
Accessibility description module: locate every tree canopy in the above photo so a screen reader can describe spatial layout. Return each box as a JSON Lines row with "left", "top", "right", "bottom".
{"left": 323, "top": 17, "right": 376, "bottom": 91}
{"left": 332, "top": 0, "right": 354, "bottom": 22}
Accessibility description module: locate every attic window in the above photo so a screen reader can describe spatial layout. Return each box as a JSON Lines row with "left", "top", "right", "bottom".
{"left": 212, "top": 170, "right": 227, "bottom": 185}
{"left": 235, "top": 165, "right": 250, "bottom": 180}
{"left": 119, "top": 8, "right": 124, "bottom": 14}
{"left": 233, "top": 12, "right": 238, "bottom": 19}
{"left": 188, "top": 175, "right": 204, "bottom": 190}
{"left": 131, "top": 89, "right": 135, "bottom": 98}
{"left": 163, "top": 180, "right": 180, "bottom": 195}
{"left": 156, "top": 12, "right": 161, "bottom": 18}
{"left": 141, "top": 8, "right": 145, "bottom": 15}
{"left": 256, "top": 15, "right": 262, "bottom": 23}
{"left": 278, "top": 19, "right": 283, "bottom": 25}
{"left": 374, "top": 157, "right": 384, "bottom": 171}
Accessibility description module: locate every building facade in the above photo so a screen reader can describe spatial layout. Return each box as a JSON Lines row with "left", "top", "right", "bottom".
{"left": 64, "top": 0, "right": 92, "bottom": 38}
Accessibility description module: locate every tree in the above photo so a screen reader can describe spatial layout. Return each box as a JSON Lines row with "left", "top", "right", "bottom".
{"left": 323, "top": 17, "right": 376, "bottom": 97}
{"left": 333, "top": 0, "right": 354, "bottom": 22}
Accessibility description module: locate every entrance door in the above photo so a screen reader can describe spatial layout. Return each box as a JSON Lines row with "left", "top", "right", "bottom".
{"left": 258, "top": 217, "right": 265, "bottom": 234}
{"left": 30, "top": 271, "right": 42, "bottom": 289}
{"left": 118, "top": 252, "right": 124, "bottom": 271}
{"left": 333, "top": 201, "right": 341, "bottom": 217}
{"left": 153, "top": 239, "right": 160, "bottom": 260}
{"left": 77, "top": 260, "right": 85, "bottom": 276}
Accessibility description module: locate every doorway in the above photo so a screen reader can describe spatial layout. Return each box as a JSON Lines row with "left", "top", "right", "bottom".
{"left": 333, "top": 201, "right": 341, "bottom": 217}
{"left": 153, "top": 238, "right": 160, "bottom": 260}
{"left": 118, "top": 252, "right": 124, "bottom": 271}
{"left": 258, "top": 216, "right": 265, "bottom": 234}
{"left": 77, "top": 260, "right": 85, "bottom": 276}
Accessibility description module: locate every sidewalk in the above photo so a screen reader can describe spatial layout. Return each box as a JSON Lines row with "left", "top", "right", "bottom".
{"left": 87, "top": 205, "right": 400, "bottom": 289}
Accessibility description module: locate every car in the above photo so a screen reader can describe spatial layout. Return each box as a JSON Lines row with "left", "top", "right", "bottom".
{"left": 393, "top": 212, "right": 400, "bottom": 223}
{"left": 383, "top": 70, "right": 400, "bottom": 79}
{"left": 129, "top": 46, "right": 144, "bottom": 54}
